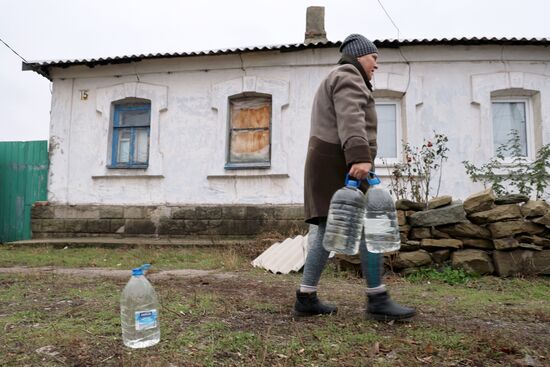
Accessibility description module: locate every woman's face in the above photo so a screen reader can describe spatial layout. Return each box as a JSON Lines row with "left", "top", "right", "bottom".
{"left": 357, "top": 53, "right": 379, "bottom": 80}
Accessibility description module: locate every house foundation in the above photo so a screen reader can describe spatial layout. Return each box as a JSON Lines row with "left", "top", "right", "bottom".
{"left": 31, "top": 204, "right": 307, "bottom": 238}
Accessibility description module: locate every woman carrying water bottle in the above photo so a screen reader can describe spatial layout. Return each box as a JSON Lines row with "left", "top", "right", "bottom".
{"left": 295, "top": 34, "right": 416, "bottom": 320}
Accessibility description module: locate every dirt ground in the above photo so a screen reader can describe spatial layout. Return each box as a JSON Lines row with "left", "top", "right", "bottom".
{"left": 1, "top": 262, "right": 549, "bottom": 366}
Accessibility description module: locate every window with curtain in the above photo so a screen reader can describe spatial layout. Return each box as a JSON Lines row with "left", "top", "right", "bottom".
{"left": 226, "top": 95, "right": 272, "bottom": 169}
{"left": 110, "top": 102, "right": 151, "bottom": 168}
{"left": 375, "top": 102, "right": 399, "bottom": 160}
{"left": 491, "top": 100, "right": 529, "bottom": 157}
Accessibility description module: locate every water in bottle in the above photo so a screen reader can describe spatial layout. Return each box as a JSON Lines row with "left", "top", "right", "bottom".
{"left": 120, "top": 266, "right": 160, "bottom": 348}
{"left": 364, "top": 173, "right": 401, "bottom": 253}
{"left": 323, "top": 176, "right": 367, "bottom": 255}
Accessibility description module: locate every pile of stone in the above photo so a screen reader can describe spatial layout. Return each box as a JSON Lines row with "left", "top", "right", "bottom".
{"left": 392, "top": 188, "right": 550, "bottom": 277}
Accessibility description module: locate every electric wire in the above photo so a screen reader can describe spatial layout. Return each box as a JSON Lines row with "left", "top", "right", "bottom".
{"left": 375, "top": 0, "right": 411, "bottom": 93}
{"left": 376, "top": 0, "right": 400, "bottom": 41}
{"left": 0, "top": 36, "right": 28, "bottom": 63}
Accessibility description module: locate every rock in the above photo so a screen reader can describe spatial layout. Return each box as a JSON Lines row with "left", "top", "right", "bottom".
{"left": 519, "top": 243, "right": 543, "bottom": 251}
{"left": 431, "top": 227, "right": 452, "bottom": 238}
{"left": 421, "top": 238, "right": 463, "bottom": 249}
{"left": 532, "top": 236, "right": 550, "bottom": 248}
{"left": 468, "top": 204, "right": 522, "bottom": 224}
{"left": 409, "top": 203, "right": 467, "bottom": 227}
{"left": 393, "top": 250, "right": 432, "bottom": 270}
{"left": 493, "top": 250, "right": 527, "bottom": 276}
{"left": 520, "top": 200, "right": 550, "bottom": 218}
{"left": 492, "top": 250, "right": 548, "bottom": 276}
{"left": 396, "top": 199, "right": 425, "bottom": 211}
{"left": 35, "top": 345, "right": 60, "bottom": 357}
{"left": 410, "top": 227, "right": 432, "bottom": 240}
{"left": 397, "top": 210, "right": 406, "bottom": 226}
{"left": 427, "top": 195, "right": 452, "bottom": 209}
{"left": 516, "top": 235, "right": 534, "bottom": 243}
{"left": 463, "top": 188, "right": 496, "bottom": 214}
{"left": 431, "top": 249, "right": 451, "bottom": 264}
{"left": 336, "top": 254, "right": 361, "bottom": 265}
{"left": 400, "top": 232, "right": 408, "bottom": 243}
{"left": 487, "top": 220, "right": 546, "bottom": 238}
{"left": 451, "top": 249, "right": 494, "bottom": 275}
{"left": 532, "top": 213, "right": 550, "bottom": 227}
{"left": 516, "top": 235, "right": 550, "bottom": 248}
{"left": 514, "top": 354, "right": 541, "bottom": 367}
{"left": 400, "top": 241, "right": 421, "bottom": 251}
{"left": 437, "top": 222, "right": 492, "bottom": 239}
{"left": 494, "top": 194, "right": 529, "bottom": 205}
{"left": 493, "top": 237, "right": 520, "bottom": 250}
{"left": 532, "top": 250, "right": 550, "bottom": 274}
{"left": 399, "top": 224, "right": 411, "bottom": 233}
{"left": 460, "top": 238, "right": 494, "bottom": 249}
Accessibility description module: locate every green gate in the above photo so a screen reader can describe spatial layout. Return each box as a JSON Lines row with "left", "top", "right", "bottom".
{"left": 0, "top": 141, "right": 49, "bottom": 242}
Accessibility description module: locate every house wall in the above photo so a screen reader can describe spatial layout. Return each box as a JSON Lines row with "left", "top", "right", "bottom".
{"left": 40, "top": 44, "right": 550, "bottom": 236}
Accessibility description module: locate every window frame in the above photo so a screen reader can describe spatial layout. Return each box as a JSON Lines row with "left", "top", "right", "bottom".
{"left": 224, "top": 93, "right": 272, "bottom": 170}
{"left": 374, "top": 99, "right": 402, "bottom": 167}
{"left": 490, "top": 96, "right": 535, "bottom": 161}
{"left": 109, "top": 102, "right": 151, "bottom": 169}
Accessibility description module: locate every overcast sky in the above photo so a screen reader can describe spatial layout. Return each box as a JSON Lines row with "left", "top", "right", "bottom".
{"left": 1, "top": 0, "right": 549, "bottom": 142}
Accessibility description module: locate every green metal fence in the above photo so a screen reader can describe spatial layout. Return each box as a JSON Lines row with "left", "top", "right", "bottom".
{"left": 0, "top": 141, "right": 49, "bottom": 242}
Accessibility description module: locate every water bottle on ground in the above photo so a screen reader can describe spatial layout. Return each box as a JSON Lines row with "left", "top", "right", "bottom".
{"left": 364, "top": 172, "right": 401, "bottom": 253}
{"left": 120, "top": 265, "right": 160, "bottom": 348}
{"left": 323, "top": 175, "right": 367, "bottom": 255}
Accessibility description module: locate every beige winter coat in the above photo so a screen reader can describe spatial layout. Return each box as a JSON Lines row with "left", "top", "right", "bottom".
{"left": 304, "top": 63, "right": 378, "bottom": 224}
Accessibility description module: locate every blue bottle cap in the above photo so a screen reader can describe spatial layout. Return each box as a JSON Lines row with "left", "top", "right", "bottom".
{"left": 132, "top": 268, "right": 144, "bottom": 276}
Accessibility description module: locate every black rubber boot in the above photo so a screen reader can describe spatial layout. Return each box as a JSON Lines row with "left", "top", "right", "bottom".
{"left": 294, "top": 290, "right": 337, "bottom": 317}
{"left": 366, "top": 291, "right": 416, "bottom": 321}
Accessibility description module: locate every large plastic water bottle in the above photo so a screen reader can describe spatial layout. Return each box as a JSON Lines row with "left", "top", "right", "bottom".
{"left": 120, "top": 265, "right": 160, "bottom": 348}
{"left": 364, "top": 173, "right": 401, "bottom": 253}
{"left": 322, "top": 175, "right": 367, "bottom": 255}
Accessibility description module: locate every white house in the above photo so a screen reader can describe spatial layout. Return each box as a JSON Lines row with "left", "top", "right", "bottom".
{"left": 24, "top": 7, "right": 550, "bottom": 238}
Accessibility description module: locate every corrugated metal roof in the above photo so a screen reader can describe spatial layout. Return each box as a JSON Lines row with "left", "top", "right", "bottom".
{"left": 22, "top": 37, "right": 550, "bottom": 80}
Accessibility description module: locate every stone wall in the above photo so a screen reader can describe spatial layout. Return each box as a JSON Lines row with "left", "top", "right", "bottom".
{"left": 30, "top": 191, "right": 550, "bottom": 277}
{"left": 31, "top": 204, "right": 307, "bottom": 238}
{"left": 392, "top": 188, "right": 550, "bottom": 277}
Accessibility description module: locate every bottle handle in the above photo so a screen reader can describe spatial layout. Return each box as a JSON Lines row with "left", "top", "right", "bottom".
{"left": 344, "top": 173, "right": 360, "bottom": 187}
{"left": 345, "top": 172, "right": 380, "bottom": 186}
{"left": 366, "top": 172, "right": 381, "bottom": 185}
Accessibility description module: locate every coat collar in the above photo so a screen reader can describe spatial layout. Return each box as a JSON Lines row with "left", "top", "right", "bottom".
{"left": 337, "top": 54, "right": 373, "bottom": 91}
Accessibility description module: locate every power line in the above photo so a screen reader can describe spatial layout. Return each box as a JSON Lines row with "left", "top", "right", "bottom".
{"left": 375, "top": 0, "right": 411, "bottom": 93}
{"left": 376, "top": 0, "right": 400, "bottom": 40}
{"left": 0, "top": 36, "right": 28, "bottom": 63}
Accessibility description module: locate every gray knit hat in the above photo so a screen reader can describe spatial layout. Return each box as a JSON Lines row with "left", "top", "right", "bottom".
{"left": 339, "top": 34, "right": 378, "bottom": 57}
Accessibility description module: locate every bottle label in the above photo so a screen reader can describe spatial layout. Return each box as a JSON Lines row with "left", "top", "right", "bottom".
{"left": 134, "top": 309, "right": 158, "bottom": 331}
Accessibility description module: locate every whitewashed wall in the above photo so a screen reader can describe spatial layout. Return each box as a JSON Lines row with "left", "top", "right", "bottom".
{"left": 47, "top": 44, "right": 550, "bottom": 205}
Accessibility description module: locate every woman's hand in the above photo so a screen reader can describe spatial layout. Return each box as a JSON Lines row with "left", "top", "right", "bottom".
{"left": 349, "top": 162, "right": 372, "bottom": 181}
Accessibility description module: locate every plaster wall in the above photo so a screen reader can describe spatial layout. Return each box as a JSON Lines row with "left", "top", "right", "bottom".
{"left": 47, "top": 45, "right": 550, "bottom": 205}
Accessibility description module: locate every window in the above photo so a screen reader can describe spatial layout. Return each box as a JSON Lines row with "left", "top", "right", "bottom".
{"left": 375, "top": 101, "right": 400, "bottom": 162}
{"left": 110, "top": 102, "right": 151, "bottom": 168}
{"left": 226, "top": 95, "right": 271, "bottom": 169}
{"left": 491, "top": 98, "right": 532, "bottom": 157}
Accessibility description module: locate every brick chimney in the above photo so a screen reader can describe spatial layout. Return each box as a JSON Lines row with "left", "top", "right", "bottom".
{"left": 304, "top": 6, "right": 328, "bottom": 44}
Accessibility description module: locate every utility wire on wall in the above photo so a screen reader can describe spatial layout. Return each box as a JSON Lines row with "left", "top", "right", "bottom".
{"left": 0, "top": 36, "right": 28, "bottom": 63}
